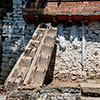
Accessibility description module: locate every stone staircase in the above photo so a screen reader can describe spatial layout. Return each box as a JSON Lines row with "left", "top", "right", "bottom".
{"left": 4, "top": 23, "right": 57, "bottom": 91}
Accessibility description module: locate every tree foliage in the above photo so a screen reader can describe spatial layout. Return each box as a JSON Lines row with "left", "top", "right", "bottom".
{"left": 0, "top": 0, "right": 12, "bottom": 12}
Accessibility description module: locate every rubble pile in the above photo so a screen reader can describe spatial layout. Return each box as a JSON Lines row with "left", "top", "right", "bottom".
{"left": 7, "top": 87, "right": 81, "bottom": 100}
{"left": 55, "top": 21, "right": 100, "bottom": 81}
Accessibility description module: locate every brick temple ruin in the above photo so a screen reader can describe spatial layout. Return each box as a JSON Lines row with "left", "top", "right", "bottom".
{"left": 0, "top": 0, "right": 100, "bottom": 99}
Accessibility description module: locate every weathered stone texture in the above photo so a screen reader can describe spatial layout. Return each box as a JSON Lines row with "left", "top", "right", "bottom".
{"left": 54, "top": 21, "right": 100, "bottom": 81}
{"left": 0, "top": 0, "right": 36, "bottom": 82}
{"left": 80, "top": 96, "right": 100, "bottom": 100}
{"left": 8, "top": 87, "right": 81, "bottom": 100}
{"left": 1, "top": 0, "right": 100, "bottom": 83}
{"left": 80, "top": 83, "right": 100, "bottom": 94}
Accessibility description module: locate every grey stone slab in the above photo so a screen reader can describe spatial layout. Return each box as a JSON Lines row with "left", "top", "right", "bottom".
{"left": 0, "top": 96, "right": 6, "bottom": 100}
{"left": 80, "top": 96, "right": 100, "bottom": 100}
{"left": 80, "top": 83, "right": 100, "bottom": 94}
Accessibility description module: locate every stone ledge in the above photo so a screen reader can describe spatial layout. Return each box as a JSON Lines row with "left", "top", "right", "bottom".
{"left": 80, "top": 83, "right": 100, "bottom": 94}
{"left": 38, "top": 87, "right": 81, "bottom": 94}
{"left": 80, "top": 96, "right": 100, "bottom": 100}
{"left": 8, "top": 87, "right": 81, "bottom": 100}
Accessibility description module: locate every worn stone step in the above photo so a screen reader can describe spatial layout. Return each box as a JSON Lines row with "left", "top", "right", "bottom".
{"left": 31, "top": 67, "right": 46, "bottom": 87}
{"left": 80, "top": 96, "right": 100, "bottom": 100}
{"left": 36, "top": 54, "right": 49, "bottom": 71}
{"left": 45, "top": 36, "right": 55, "bottom": 46}
{"left": 32, "top": 40, "right": 40, "bottom": 48}
{"left": 40, "top": 45, "right": 52, "bottom": 56}
{"left": 0, "top": 96, "right": 6, "bottom": 100}
{"left": 20, "top": 57, "right": 33, "bottom": 67}
{"left": 36, "top": 34, "right": 43, "bottom": 41}
{"left": 80, "top": 83, "right": 100, "bottom": 94}
{"left": 29, "top": 48, "right": 36, "bottom": 57}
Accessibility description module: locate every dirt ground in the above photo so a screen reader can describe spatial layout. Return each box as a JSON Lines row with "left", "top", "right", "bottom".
{"left": 45, "top": 76, "right": 100, "bottom": 89}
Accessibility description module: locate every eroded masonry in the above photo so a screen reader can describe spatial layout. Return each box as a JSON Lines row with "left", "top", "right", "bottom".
{"left": 0, "top": 0, "right": 100, "bottom": 89}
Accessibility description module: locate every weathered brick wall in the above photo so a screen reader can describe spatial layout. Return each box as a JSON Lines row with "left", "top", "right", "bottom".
{"left": 0, "top": 0, "right": 36, "bottom": 82}
{"left": 0, "top": 20, "right": 2, "bottom": 67}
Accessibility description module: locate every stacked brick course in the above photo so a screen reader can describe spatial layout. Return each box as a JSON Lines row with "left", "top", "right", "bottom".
{"left": 0, "top": 0, "right": 36, "bottom": 82}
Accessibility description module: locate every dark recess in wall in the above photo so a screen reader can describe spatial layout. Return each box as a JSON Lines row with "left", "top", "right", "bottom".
{"left": 0, "top": 0, "right": 12, "bottom": 12}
